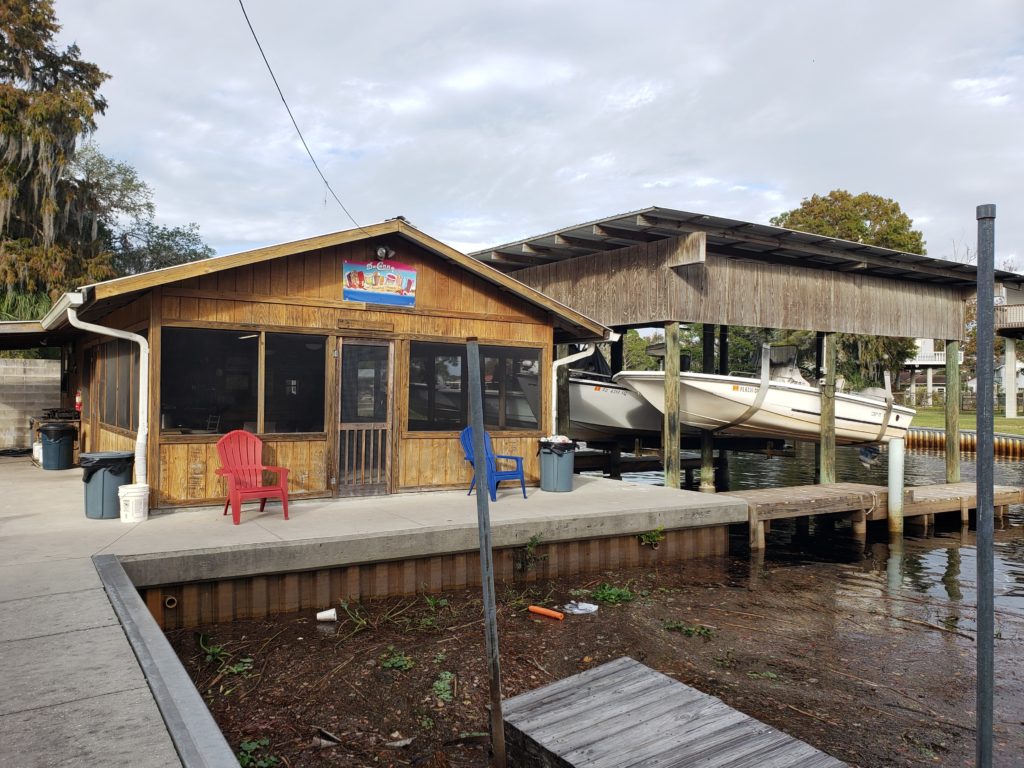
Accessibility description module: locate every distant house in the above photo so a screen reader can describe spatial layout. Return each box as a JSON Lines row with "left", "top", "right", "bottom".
{"left": 0, "top": 220, "right": 607, "bottom": 509}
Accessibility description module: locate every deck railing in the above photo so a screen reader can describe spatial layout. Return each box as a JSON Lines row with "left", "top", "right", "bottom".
{"left": 995, "top": 303, "right": 1024, "bottom": 331}
{"left": 907, "top": 349, "right": 964, "bottom": 366}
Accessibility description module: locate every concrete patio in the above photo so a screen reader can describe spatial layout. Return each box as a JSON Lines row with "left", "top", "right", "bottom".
{"left": 0, "top": 455, "right": 745, "bottom": 766}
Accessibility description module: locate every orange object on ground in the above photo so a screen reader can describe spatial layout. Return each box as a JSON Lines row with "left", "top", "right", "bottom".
{"left": 528, "top": 605, "right": 564, "bottom": 620}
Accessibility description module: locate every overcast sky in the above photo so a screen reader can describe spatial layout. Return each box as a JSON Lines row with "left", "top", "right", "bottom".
{"left": 54, "top": 0, "right": 1022, "bottom": 267}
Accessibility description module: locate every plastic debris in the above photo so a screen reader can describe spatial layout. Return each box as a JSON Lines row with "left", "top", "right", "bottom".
{"left": 562, "top": 601, "right": 599, "bottom": 615}
{"left": 527, "top": 605, "right": 565, "bottom": 620}
{"left": 316, "top": 608, "right": 337, "bottom": 621}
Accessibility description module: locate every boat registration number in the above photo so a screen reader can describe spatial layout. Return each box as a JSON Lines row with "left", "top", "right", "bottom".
{"left": 732, "top": 384, "right": 758, "bottom": 393}
{"left": 594, "top": 386, "right": 628, "bottom": 396}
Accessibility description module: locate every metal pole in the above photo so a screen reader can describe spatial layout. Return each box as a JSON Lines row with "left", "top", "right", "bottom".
{"left": 975, "top": 205, "right": 996, "bottom": 768}
{"left": 466, "top": 339, "right": 506, "bottom": 767}
{"left": 887, "top": 438, "right": 904, "bottom": 535}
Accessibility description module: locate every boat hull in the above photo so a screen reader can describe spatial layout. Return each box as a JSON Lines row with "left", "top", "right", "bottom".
{"left": 614, "top": 371, "right": 915, "bottom": 445}
{"left": 569, "top": 377, "right": 664, "bottom": 441}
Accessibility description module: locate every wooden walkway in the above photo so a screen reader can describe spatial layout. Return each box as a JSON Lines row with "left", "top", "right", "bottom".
{"left": 721, "top": 481, "right": 1024, "bottom": 550}
{"left": 503, "top": 656, "right": 846, "bottom": 767}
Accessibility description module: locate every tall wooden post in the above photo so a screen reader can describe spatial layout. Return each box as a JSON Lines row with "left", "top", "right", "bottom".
{"left": 697, "top": 325, "right": 716, "bottom": 491}
{"left": 718, "top": 325, "right": 729, "bottom": 375}
{"left": 945, "top": 339, "right": 961, "bottom": 482}
{"left": 555, "top": 344, "right": 570, "bottom": 437}
{"left": 609, "top": 334, "right": 624, "bottom": 375}
{"left": 702, "top": 324, "right": 715, "bottom": 373}
{"left": 663, "top": 322, "right": 681, "bottom": 490}
{"left": 819, "top": 332, "right": 836, "bottom": 484}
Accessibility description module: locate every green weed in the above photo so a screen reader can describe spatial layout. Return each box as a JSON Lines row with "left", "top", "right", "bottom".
{"left": 514, "top": 533, "right": 548, "bottom": 572}
{"left": 380, "top": 646, "right": 415, "bottom": 671}
{"left": 432, "top": 671, "right": 456, "bottom": 702}
{"left": 237, "top": 737, "right": 279, "bottom": 767}
{"left": 637, "top": 527, "right": 666, "bottom": 548}
{"left": 591, "top": 583, "right": 635, "bottom": 605}
{"left": 662, "top": 620, "right": 714, "bottom": 640}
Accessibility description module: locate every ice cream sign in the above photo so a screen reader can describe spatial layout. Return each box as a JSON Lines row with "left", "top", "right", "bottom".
{"left": 342, "top": 260, "right": 417, "bottom": 307}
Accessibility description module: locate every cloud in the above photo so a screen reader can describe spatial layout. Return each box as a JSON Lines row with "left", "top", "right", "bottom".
{"left": 51, "top": 0, "right": 1024, "bottom": 267}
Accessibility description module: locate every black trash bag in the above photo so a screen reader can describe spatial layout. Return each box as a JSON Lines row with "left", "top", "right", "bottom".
{"left": 79, "top": 451, "right": 134, "bottom": 483}
{"left": 538, "top": 439, "right": 578, "bottom": 456}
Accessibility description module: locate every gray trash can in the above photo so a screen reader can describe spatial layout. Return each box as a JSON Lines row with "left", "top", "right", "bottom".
{"left": 539, "top": 440, "right": 576, "bottom": 492}
{"left": 39, "top": 423, "right": 76, "bottom": 470}
{"left": 80, "top": 451, "right": 134, "bottom": 519}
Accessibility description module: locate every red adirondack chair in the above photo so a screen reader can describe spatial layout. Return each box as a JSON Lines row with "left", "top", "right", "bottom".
{"left": 215, "top": 430, "right": 290, "bottom": 525}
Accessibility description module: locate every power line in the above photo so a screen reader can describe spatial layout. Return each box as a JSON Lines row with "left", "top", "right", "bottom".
{"left": 237, "top": 0, "right": 368, "bottom": 233}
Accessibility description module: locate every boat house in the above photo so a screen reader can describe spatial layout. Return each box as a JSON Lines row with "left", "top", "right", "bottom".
{"left": 473, "top": 206, "right": 1024, "bottom": 485}
{"left": 1, "top": 219, "right": 606, "bottom": 509}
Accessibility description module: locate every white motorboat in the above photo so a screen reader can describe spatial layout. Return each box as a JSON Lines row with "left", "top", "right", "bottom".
{"left": 566, "top": 373, "right": 664, "bottom": 441}
{"left": 613, "top": 367, "right": 915, "bottom": 445}
{"left": 518, "top": 347, "right": 663, "bottom": 442}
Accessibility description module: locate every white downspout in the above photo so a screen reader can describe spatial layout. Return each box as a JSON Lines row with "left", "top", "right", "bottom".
{"left": 550, "top": 333, "right": 620, "bottom": 431}
{"left": 64, "top": 293, "right": 149, "bottom": 485}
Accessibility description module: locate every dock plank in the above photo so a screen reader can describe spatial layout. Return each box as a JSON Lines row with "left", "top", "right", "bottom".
{"left": 504, "top": 657, "right": 846, "bottom": 767}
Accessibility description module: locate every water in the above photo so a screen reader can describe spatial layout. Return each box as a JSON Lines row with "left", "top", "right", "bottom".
{"left": 603, "top": 442, "right": 1024, "bottom": 627}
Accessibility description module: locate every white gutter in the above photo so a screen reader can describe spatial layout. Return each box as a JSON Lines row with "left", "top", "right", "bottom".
{"left": 62, "top": 292, "right": 149, "bottom": 485}
{"left": 550, "top": 333, "right": 621, "bottom": 431}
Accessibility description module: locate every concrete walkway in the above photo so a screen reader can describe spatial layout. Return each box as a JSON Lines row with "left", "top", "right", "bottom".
{"left": 0, "top": 456, "right": 745, "bottom": 767}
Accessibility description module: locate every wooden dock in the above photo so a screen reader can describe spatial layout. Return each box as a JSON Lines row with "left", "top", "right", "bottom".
{"left": 503, "top": 656, "right": 846, "bottom": 767}
{"left": 721, "top": 481, "right": 1024, "bottom": 550}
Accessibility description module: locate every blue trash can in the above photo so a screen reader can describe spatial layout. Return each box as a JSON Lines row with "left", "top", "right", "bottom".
{"left": 80, "top": 451, "right": 134, "bottom": 519}
{"left": 39, "top": 423, "right": 76, "bottom": 470}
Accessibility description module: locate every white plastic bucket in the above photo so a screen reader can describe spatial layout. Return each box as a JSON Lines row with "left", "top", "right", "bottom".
{"left": 32, "top": 441, "right": 42, "bottom": 464}
{"left": 118, "top": 483, "right": 150, "bottom": 523}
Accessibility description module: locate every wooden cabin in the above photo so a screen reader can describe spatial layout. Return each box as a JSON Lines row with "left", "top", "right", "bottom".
{"left": 6, "top": 220, "right": 605, "bottom": 509}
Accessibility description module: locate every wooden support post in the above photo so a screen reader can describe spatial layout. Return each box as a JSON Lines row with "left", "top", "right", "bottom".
{"left": 702, "top": 324, "right": 715, "bottom": 373}
{"left": 555, "top": 344, "right": 570, "bottom": 437}
{"left": 609, "top": 335, "right": 624, "bottom": 375}
{"left": 609, "top": 443, "right": 622, "bottom": 480}
{"left": 851, "top": 510, "right": 867, "bottom": 537}
{"left": 699, "top": 430, "right": 715, "bottom": 493}
{"left": 819, "top": 332, "right": 837, "bottom": 484}
{"left": 748, "top": 507, "right": 765, "bottom": 551}
{"left": 961, "top": 497, "right": 970, "bottom": 526}
{"left": 663, "top": 322, "right": 681, "bottom": 490}
{"left": 718, "top": 325, "right": 729, "bottom": 375}
{"left": 946, "top": 339, "right": 961, "bottom": 483}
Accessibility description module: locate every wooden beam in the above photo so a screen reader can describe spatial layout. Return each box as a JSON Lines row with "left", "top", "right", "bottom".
{"left": 819, "top": 332, "right": 836, "bottom": 484}
{"left": 718, "top": 325, "right": 729, "bottom": 375}
{"left": 665, "top": 231, "right": 706, "bottom": 269}
{"left": 946, "top": 339, "right": 961, "bottom": 482}
{"left": 556, "top": 344, "right": 570, "bottom": 437}
{"left": 702, "top": 324, "right": 715, "bottom": 373}
{"left": 663, "top": 322, "right": 680, "bottom": 490}
{"left": 592, "top": 224, "right": 661, "bottom": 243}
{"left": 553, "top": 234, "right": 624, "bottom": 251}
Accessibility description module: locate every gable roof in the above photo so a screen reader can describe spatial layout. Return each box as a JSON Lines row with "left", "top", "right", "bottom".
{"left": 43, "top": 219, "right": 608, "bottom": 343}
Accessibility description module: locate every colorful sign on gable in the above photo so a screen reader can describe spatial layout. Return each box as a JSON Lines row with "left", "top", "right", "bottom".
{"left": 342, "top": 260, "right": 417, "bottom": 307}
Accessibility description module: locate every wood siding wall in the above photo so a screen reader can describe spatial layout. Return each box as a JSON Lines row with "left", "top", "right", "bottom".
{"left": 515, "top": 237, "right": 967, "bottom": 339}
{"left": 85, "top": 236, "right": 553, "bottom": 507}
{"left": 142, "top": 525, "right": 728, "bottom": 629}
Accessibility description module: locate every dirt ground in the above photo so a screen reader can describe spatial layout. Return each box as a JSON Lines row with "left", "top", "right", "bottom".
{"left": 168, "top": 549, "right": 1023, "bottom": 768}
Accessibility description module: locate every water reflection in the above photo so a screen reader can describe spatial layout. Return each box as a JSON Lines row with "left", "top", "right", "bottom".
{"left": 614, "top": 440, "right": 1024, "bottom": 628}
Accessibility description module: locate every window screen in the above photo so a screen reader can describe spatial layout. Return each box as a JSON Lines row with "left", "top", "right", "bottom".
{"left": 264, "top": 333, "right": 326, "bottom": 433}
{"left": 407, "top": 342, "right": 540, "bottom": 431}
{"left": 160, "top": 328, "right": 258, "bottom": 433}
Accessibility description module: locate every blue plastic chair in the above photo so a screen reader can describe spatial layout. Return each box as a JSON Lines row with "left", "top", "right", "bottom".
{"left": 459, "top": 426, "right": 527, "bottom": 501}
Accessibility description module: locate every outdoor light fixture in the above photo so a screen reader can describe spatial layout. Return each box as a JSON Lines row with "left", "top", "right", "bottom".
{"left": 238, "top": 334, "right": 258, "bottom": 340}
{"left": 376, "top": 246, "right": 395, "bottom": 259}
